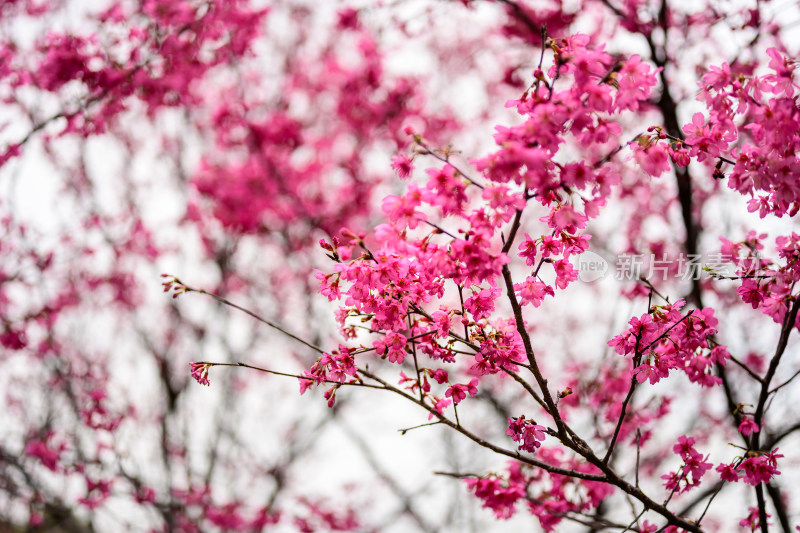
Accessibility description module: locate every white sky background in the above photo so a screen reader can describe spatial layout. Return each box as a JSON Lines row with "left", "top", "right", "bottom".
{"left": 2, "top": 0, "right": 800, "bottom": 531}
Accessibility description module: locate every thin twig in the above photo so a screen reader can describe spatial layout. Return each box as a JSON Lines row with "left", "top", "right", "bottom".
{"left": 169, "top": 277, "right": 325, "bottom": 354}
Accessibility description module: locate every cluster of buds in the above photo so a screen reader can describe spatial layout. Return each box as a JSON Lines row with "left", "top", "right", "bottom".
{"left": 161, "top": 274, "right": 187, "bottom": 298}
{"left": 506, "top": 415, "right": 548, "bottom": 453}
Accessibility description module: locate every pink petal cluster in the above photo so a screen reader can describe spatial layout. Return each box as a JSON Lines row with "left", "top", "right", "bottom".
{"left": 506, "top": 416, "right": 547, "bottom": 453}
{"left": 717, "top": 449, "right": 783, "bottom": 486}
{"left": 609, "top": 300, "right": 730, "bottom": 386}
{"left": 661, "top": 435, "right": 712, "bottom": 493}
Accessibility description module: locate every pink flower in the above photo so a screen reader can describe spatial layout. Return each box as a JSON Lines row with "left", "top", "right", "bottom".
{"left": 633, "top": 142, "right": 670, "bottom": 177}
{"left": 740, "top": 449, "right": 783, "bottom": 486}
{"left": 540, "top": 235, "right": 562, "bottom": 257}
{"left": 765, "top": 48, "right": 794, "bottom": 96}
{"left": 747, "top": 196, "right": 773, "bottom": 218}
{"left": 662, "top": 435, "right": 712, "bottom": 492}
{"left": 507, "top": 416, "right": 547, "bottom": 453}
{"left": 737, "top": 279, "right": 764, "bottom": 309}
{"left": 738, "top": 418, "right": 760, "bottom": 436}
{"left": 428, "top": 396, "right": 452, "bottom": 419}
{"left": 482, "top": 185, "right": 525, "bottom": 212}
{"left": 190, "top": 362, "right": 211, "bottom": 386}
{"left": 684, "top": 452, "right": 713, "bottom": 483}
{"left": 514, "top": 277, "right": 554, "bottom": 307}
{"left": 673, "top": 435, "right": 696, "bottom": 458}
{"left": 298, "top": 368, "right": 324, "bottom": 395}
{"left": 315, "top": 270, "right": 341, "bottom": 301}
{"left": 615, "top": 55, "right": 658, "bottom": 110}
{"left": 424, "top": 165, "right": 467, "bottom": 215}
{"left": 669, "top": 143, "right": 691, "bottom": 166}
{"left": 560, "top": 233, "right": 591, "bottom": 258}
{"left": 373, "top": 331, "right": 408, "bottom": 364}
{"left": 546, "top": 205, "right": 587, "bottom": 233}
{"left": 517, "top": 234, "right": 538, "bottom": 265}
{"left": 381, "top": 184, "right": 424, "bottom": 229}
{"left": 390, "top": 153, "right": 414, "bottom": 178}
{"left": 465, "top": 287, "right": 500, "bottom": 321}
{"left": 553, "top": 259, "right": 578, "bottom": 289}
{"left": 716, "top": 462, "right": 740, "bottom": 483}
{"left": 325, "top": 346, "right": 357, "bottom": 382}
{"left": 445, "top": 378, "right": 478, "bottom": 404}
{"left": 640, "top": 521, "right": 658, "bottom": 533}
{"left": 634, "top": 362, "right": 664, "bottom": 384}
{"left": 703, "top": 62, "right": 733, "bottom": 90}
{"left": 464, "top": 463, "right": 526, "bottom": 519}
{"left": 430, "top": 368, "right": 449, "bottom": 384}
{"left": 739, "top": 507, "right": 768, "bottom": 531}
{"left": 431, "top": 310, "right": 451, "bottom": 337}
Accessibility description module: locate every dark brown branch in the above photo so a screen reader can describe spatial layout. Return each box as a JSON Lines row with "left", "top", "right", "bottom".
{"left": 358, "top": 368, "right": 605, "bottom": 481}
{"left": 751, "top": 297, "right": 800, "bottom": 448}
{"left": 750, "top": 296, "right": 800, "bottom": 533}
{"left": 765, "top": 481, "right": 792, "bottom": 533}
{"left": 602, "top": 375, "right": 638, "bottom": 465}
{"left": 501, "top": 263, "right": 569, "bottom": 437}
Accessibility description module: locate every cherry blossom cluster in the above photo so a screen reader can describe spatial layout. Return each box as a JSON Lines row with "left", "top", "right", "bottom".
{"left": 694, "top": 49, "right": 798, "bottom": 218}
{"left": 1, "top": 0, "right": 269, "bottom": 164}
{"left": 717, "top": 449, "right": 783, "bottom": 487}
{"left": 305, "top": 31, "right": 729, "bottom": 531}
{"left": 608, "top": 299, "right": 730, "bottom": 386}
{"left": 717, "top": 232, "right": 800, "bottom": 329}
{"left": 466, "top": 452, "right": 613, "bottom": 531}
{"left": 311, "top": 31, "right": 661, "bottom": 404}
{"left": 190, "top": 18, "right": 456, "bottom": 241}
{"left": 464, "top": 462, "right": 527, "bottom": 520}
{"left": 660, "top": 436, "right": 712, "bottom": 494}
{"left": 299, "top": 345, "right": 358, "bottom": 406}
{"left": 506, "top": 415, "right": 547, "bottom": 453}
{"left": 738, "top": 506, "right": 770, "bottom": 532}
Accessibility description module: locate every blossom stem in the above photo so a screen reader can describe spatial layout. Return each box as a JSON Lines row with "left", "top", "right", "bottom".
{"left": 423, "top": 220, "right": 458, "bottom": 239}
{"left": 500, "top": 366, "right": 547, "bottom": 410}
{"left": 398, "top": 421, "right": 442, "bottom": 435}
{"left": 728, "top": 353, "right": 765, "bottom": 383}
{"left": 408, "top": 314, "right": 423, "bottom": 402}
{"left": 195, "top": 361, "right": 387, "bottom": 390}
{"left": 415, "top": 139, "right": 484, "bottom": 190}
{"left": 181, "top": 283, "right": 325, "bottom": 354}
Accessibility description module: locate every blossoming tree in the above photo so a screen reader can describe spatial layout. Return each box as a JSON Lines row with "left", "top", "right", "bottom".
{"left": 1, "top": 0, "right": 799, "bottom": 531}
